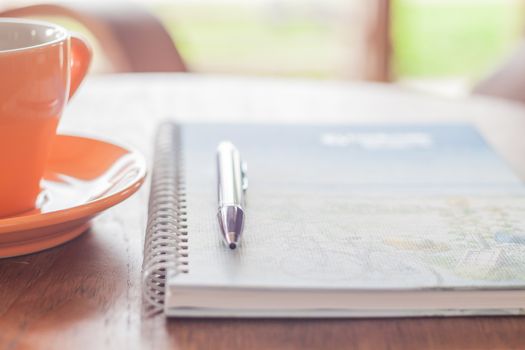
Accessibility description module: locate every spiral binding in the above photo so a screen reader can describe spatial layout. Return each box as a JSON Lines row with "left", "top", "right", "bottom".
{"left": 142, "top": 122, "right": 188, "bottom": 315}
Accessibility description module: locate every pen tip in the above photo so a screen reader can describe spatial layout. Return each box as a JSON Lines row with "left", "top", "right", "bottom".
{"left": 229, "top": 243, "right": 237, "bottom": 250}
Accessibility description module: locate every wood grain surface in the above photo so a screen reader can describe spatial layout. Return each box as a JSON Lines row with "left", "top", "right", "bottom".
{"left": 2, "top": 74, "right": 525, "bottom": 350}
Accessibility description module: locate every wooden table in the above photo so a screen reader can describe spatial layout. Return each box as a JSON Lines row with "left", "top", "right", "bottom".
{"left": 2, "top": 74, "right": 525, "bottom": 349}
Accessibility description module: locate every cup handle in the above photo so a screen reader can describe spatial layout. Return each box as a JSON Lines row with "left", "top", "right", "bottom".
{"left": 69, "top": 34, "right": 92, "bottom": 100}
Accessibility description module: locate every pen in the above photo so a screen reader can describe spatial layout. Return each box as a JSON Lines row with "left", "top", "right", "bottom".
{"left": 216, "top": 141, "right": 248, "bottom": 249}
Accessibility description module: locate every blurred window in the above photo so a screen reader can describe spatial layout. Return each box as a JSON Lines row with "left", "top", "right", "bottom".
{"left": 3, "top": 0, "right": 525, "bottom": 94}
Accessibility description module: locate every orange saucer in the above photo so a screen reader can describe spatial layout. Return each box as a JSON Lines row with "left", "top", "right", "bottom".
{"left": 0, "top": 134, "right": 146, "bottom": 258}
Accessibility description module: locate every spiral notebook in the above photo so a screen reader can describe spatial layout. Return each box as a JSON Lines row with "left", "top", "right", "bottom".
{"left": 143, "top": 121, "right": 525, "bottom": 318}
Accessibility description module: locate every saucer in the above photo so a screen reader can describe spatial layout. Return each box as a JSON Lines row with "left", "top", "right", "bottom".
{"left": 0, "top": 134, "right": 146, "bottom": 258}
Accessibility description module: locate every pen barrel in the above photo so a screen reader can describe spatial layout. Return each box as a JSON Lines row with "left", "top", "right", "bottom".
{"left": 217, "top": 142, "right": 244, "bottom": 206}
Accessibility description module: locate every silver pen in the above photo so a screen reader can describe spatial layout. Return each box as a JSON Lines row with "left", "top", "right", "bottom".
{"left": 216, "top": 141, "right": 248, "bottom": 249}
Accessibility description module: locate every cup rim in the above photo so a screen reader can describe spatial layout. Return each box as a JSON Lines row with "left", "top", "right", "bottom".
{"left": 0, "top": 18, "right": 69, "bottom": 54}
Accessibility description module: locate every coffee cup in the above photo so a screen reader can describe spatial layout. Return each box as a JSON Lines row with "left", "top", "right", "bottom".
{"left": 0, "top": 18, "right": 91, "bottom": 217}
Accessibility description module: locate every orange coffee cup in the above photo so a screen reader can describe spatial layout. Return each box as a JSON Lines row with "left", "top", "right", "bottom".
{"left": 0, "top": 19, "right": 91, "bottom": 217}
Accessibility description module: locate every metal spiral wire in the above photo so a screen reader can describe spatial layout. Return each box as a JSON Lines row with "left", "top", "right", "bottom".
{"left": 142, "top": 122, "right": 188, "bottom": 315}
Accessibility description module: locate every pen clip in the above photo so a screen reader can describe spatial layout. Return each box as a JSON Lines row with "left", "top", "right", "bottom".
{"left": 241, "top": 161, "right": 248, "bottom": 192}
